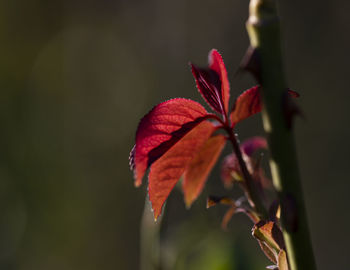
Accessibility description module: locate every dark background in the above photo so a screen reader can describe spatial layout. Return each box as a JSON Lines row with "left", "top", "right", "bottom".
{"left": 1, "top": 0, "right": 349, "bottom": 269}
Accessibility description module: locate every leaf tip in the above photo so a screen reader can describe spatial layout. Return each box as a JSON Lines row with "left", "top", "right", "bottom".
{"left": 208, "top": 48, "right": 220, "bottom": 62}
{"left": 206, "top": 196, "right": 220, "bottom": 208}
{"left": 134, "top": 178, "right": 142, "bottom": 188}
{"left": 185, "top": 200, "right": 192, "bottom": 210}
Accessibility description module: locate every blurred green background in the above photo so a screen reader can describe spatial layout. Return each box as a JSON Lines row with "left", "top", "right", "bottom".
{"left": 1, "top": 0, "right": 349, "bottom": 269}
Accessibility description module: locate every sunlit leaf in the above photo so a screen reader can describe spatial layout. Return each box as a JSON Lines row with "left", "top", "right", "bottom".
{"left": 183, "top": 135, "right": 226, "bottom": 207}
{"left": 191, "top": 64, "right": 223, "bottom": 114}
{"left": 148, "top": 121, "right": 216, "bottom": 220}
{"left": 230, "top": 86, "right": 299, "bottom": 126}
{"left": 190, "top": 49, "right": 230, "bottom": 115}
{"left": 131, "top": 98, "right": 210, "bottom": 187}
{"left": 230, "top": 85, "right": 261, "bottom": 125}
{"left": 208, "top": 49, "right": 230, "bottom": 113}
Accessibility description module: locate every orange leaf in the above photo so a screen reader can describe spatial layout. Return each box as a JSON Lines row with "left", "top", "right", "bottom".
{"left": 230, "top": 85, "right": 261, "bottom": 125}
{"left": 182, "top": 135, "right": 226, "bottom": 207}
{"left": 230, "top": 86, "right": 299, "bottom": 126}
{"left": 148, "top": 121, "right": 216, "bottom": 220}
{"left": 252, "top": 220, "right": 285, "bottom": 259}
{"left": 131, "top": 98, "right": 209, "bottom": 187}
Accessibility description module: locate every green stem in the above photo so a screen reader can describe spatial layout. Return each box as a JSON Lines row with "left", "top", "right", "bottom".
{"left": 140, "top": 197, "right": 162, "bottom": 270}
{"left": 245, "top": 1, "right": 317, "bottom": 270}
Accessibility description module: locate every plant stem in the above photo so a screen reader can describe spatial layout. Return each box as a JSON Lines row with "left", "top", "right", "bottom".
{"left": 226, "top": 127, "right": 267, "bottom": 219}
{"left": 245, "top": 1, "right": 317, "bottom": 269}
{"left": 140, "top": 197, "right": 162, "bottom": 270}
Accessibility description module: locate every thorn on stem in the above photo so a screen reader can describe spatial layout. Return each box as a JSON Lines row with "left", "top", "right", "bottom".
{"left": 238, "top": 46, "right": 262, "bottom": 83}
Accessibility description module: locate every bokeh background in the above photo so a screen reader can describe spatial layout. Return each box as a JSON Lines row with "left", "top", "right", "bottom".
{"left": 1, "top": 0, "right": 349, "bottom": 269}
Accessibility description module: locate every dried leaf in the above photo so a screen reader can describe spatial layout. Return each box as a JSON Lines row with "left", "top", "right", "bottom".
{"left": 206, "top": 196, "right": 235, "bottom": 208}
{"left": 252, "top": 221, "right": 285, "bottom": 255}
{"left": 221, "top": 206, "right": 236, "bottom": 230}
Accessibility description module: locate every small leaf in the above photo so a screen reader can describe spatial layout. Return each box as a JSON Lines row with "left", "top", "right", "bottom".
{"left": 148, "top": 121, "right": 216, "bottom": 220}
{"left": 205, "top": 196, "right": 237, "bottom": 230}
{"left": 206, "top": 196, "right": 235, "bottom": 208}
{"left": 183, "top": 135, "right": 226, "bottom": 207}
{"left": 131, "top": 98, "right": 210, "bottom": 187}
{"left": 240, "top": 136, "right": 267, "bottom": 156}
{"left": 191, "top": 64, "right": 224, "bottom": 114}
{"left": 230, "top": 85, "right": 261, "bottom": 125}
{"left": 252, "top": 221, "right": 285, "bottom": 255}
{"left": 221, "top": 136, "right": 267, "bottom": 188}
{"left": 190, "top": 49, "right": 230, "bottom": 115}
{"left": 230, "top": 86, "right": 299, "bottom": 126}
{"left": 207, "top": 196, "right": 259, "bottom": 226}
{"left": 208, "top": 49, "right": 230, "bottom": 113}
{"left": 221, "top": 153, "right": 241, "bottom": 188}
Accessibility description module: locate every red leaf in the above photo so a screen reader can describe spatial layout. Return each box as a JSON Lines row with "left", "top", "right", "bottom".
{"left": 230, "top": 85, "right": 261, "bottom": 126}
{"left": 131, "top": 98, "right": 210, "bottom": 187}
{"left": 221, "top": 153, "right": 241, "bottom": 188}
{"left": 148, "top": 121, "right": 216, "bottom": 220}
{"left": 182, "top": 134, "right": 226, "bottom": 207}
{"left": 191, "top": 64, "right": 224, "bottom": 114}
{"left": 230, "top": 86, "right": 300, "bottom": 126}
{"left": 240, "top": 136, "right": 267, "bottom": 156}
{"left": 208, "top": 49, "right": 230, "bottom": 113}
{"left": 252, "top": 220, "right": 285, "bottom": 254}
{"left": 221, "top": 136, "right": 267, "bottom": 188}
{"left": 190, "top": 49, "right": 230, "bottom": 115}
